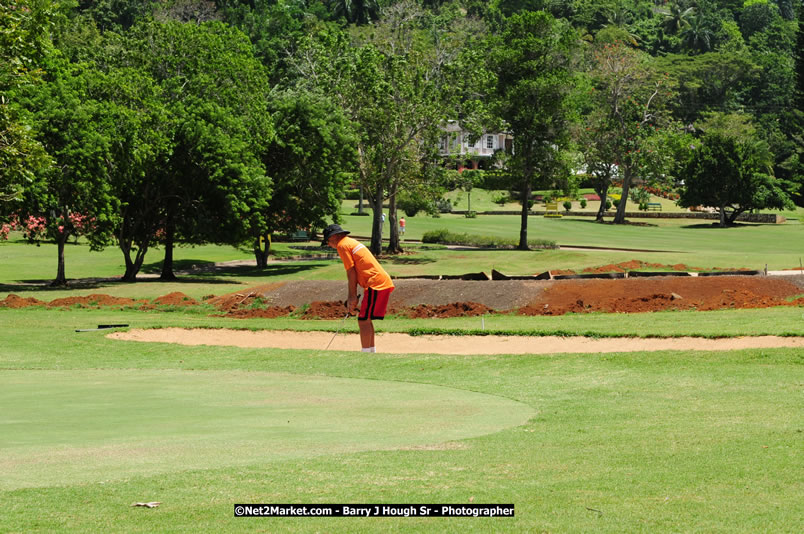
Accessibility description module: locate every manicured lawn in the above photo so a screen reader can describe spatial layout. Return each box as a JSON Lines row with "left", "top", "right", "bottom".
{"left": 3, "top": 207, "right": 804, "bottom": 301}
{"left": 1, "top": 307, "right": 802, "bottom": 532}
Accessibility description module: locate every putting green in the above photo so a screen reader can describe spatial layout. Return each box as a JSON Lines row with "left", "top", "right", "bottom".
{"left": 0, "top": 369, "right": 533, "bottom": 490}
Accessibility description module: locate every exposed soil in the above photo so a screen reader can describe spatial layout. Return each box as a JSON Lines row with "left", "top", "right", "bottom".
{"left": 0, "top": 294, "right": 45, "bottom": 308}
{"left": 554, "top": 259, "right": 749, "bottom": 275}
{"left": 517, "top": 276, "right": 804, "bottom": 316}
{"left": 151, "top": 292, "right": 199, "bottom": 307}
{"left": 47, "top": 294, "right": 141, "bottom": 308}
{"left": 3, "top": 274, "right": 804, "bottom": 318}
{"left": 301, "top": 301, "right": 349, "bottom": 320}
{"left": 399, "top": 302, "right": 496, "bottom": 319}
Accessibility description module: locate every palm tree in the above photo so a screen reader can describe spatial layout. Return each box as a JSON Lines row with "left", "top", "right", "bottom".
{"left": 330, "top": 0, "right": 381, "bottom": 25}
{"left": 681, "top": 14, "right": 714, "bottom": 53}
{"left": 602, "top": 4, "right": 640, "bottom": 46}
{"left": 661, "top": 2, "right": 695, "bottom": 35}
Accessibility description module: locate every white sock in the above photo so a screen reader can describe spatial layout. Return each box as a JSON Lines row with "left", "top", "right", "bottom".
{"left": 361, "top": 347, "right": 376, "bottom": 353}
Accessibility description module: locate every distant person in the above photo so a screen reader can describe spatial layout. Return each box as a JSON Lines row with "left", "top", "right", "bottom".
{"left": 381, "top": 212, "right": 386, "bottom": 225}
{"left": 399, "top": 217, "right": 406, "bottom": 236}
{"left": 323, "top": 224, "right": 394, "bottom": 353}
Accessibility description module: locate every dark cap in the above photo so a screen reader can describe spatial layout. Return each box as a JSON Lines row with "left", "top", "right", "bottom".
{"left": 322, "top": 224, "right": 350, "bottom": 245}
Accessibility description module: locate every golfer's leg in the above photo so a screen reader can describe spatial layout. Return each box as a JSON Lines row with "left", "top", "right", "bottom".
{"left": 358, "top": 319, "right": 374, "bottom": 349}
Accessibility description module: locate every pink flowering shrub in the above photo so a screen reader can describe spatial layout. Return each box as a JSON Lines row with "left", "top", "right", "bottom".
{"left": 11, "top": 212, "right": 97, "bottom": 242}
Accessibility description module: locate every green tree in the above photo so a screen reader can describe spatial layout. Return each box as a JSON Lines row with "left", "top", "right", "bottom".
{"left": 661, "top": 2, "right": 694, "bottom": 35}
{"left": 14, "top": 56, "right": 119, "bottom": 285}
{"left": 328, "top": 0, "right": 381, "bottom": 25}
{"left": 255, "top": 89, "right": 356, "bottom": 267}
{"left": 656, "top": 51, "right": 760, "bottom": 124}
{"left": 292, "top": 5, "right": 481, "bottom": 255}
{"left": 681, "top": 13, "right": 716, "bottom": 52}
{"left": 490, "top": 10, "right": 577, "bottom": 249}
{"left": 117, "top": 20, "right": 273, "bottom": 280}
{"left": 679, "top": 128, "right": 794, "bottom": 226}
{"left": 0, "top": 0, "right": 58, "bottom": 205}
{"left": 585, "top": 41, "right": 668, "bottom": 224}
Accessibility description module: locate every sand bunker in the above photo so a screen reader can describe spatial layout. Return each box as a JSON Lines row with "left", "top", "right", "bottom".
{"left": 110, "top": 328, "right": 804, "bottom": 355}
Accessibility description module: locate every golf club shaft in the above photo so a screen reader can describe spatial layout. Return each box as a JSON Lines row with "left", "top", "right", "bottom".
{"left": 325, "top": 312, "right": 350, "bottom": 350}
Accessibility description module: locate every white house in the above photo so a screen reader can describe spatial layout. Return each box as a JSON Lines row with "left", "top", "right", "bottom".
{"left": 439, "top": 121, "right": 512, "bottom": 170}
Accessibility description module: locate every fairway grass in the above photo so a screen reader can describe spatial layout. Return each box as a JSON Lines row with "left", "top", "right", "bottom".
{"left": 1, "top": 369, "right": 531, "bottom": 490}
{"left": 2, "top": 308, "right": 803, "bottom": 532}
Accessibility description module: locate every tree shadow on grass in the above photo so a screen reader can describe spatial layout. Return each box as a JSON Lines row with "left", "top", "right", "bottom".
{"left": 139, "top": 260, "right": 325, "bottom": 278}
{"left": 383, "top": 256, "right": 437, "bottom": 265}
{"left": 0, "top": 264, "right": 324, "bottom": 294}
{"left": 680, "top": 222, "right": 754, "bottom": 229}
{"left": 568, "top": 218, "right": 660, "bottom": 228}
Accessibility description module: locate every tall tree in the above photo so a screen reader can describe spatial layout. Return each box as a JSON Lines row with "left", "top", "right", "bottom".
{"left": 116, "top": 20, "right": 273, "bottom": 280}
{"left": 661, "top": 2, "right": 694, "bottom": 35}
{"left": 253, "top": 89, "right": 356, "bottom": 267}
{"left": 490, "top": 10, "right": 577, "bottom": 249}
{"left": 291, "top": 3, "right": 479, "bottom": 255}
{"left": 14, "top": 56, "right": 119, "bottom": 285}
{"left": 679, "top": 129, "right": 794, "bottom": 226}
{"left": 587, "top": 41, "right": 669, "bottom": 224}
{"left": 0, "top": 0, "right": 57, "bottom": 206}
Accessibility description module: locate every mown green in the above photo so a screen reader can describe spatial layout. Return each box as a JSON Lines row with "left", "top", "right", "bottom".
{"left": 1, "top": 308, "right": 801, "bottom": 533}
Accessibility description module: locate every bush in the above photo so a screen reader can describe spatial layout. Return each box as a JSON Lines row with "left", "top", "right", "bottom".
{"left": 436, "top": 198, "right": 453, "bottom": 213}
{"left": 605, "top": 199, "right": 612, "bottom": 210}
{"left": 421, "top": 228, "right": 557, "bottom": 249}
{"left": 397, "top": 191, "right": 432, "bottom": 217}
{"left": 344, "top": 189, "right": 360, "bottom": 200}
{"left": 422, "top": 228, "right": 450, "bottom": 243}
{"left": 562, "top": 201, "right": 572, "bottom": 212}
{"left": 492, "top": 192, "right": 509, "bottom": 206}
{"left": 464, "top": 210, "right": 477, "bottom": 218}
{"left": 579, "top": 198, "right": 587, "bottom": 209}
{"left": 612, "top": 197, "right": 620, "bottom": 208}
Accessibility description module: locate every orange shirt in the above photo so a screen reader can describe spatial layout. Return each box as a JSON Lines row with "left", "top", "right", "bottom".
{"left": 335, "top": 236, "right": 394, "bottom": 290}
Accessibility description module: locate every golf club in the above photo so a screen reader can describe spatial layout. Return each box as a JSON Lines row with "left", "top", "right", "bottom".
{"left": 325, "top": 303, "right": 351, "bottom": 350}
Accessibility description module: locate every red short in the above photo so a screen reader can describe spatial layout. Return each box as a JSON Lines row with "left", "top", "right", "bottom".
{"left": 358, "top": 287, "right": 394, "bottom": 321}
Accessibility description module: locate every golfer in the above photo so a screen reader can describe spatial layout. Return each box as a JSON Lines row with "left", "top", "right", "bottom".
{"left": 323, "top": 224, "right": 394, "bottom": 353}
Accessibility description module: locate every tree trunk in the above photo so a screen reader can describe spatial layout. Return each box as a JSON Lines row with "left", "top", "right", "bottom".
{"left": 120, "top": 235, "right": 149, "bottom": 282}
{"left": 386, "top": 181, "right": 402, "bottom": 254}
{"left": 725, "top": 207, "right": 743, "bottom": 227}
{"left": 253, "top": 232, "right": 270, "bottom": 268}
{"left": 369, "top": 183, "right": 384, "bottom": 256}
{"left": 517, "top": 181, "right": 532, "bottom": 250}
{"left": 121, "top": 238, "right": 136, "bottom": 281}
{"left": 613, "top": 167, "right": 632, "bottom": 224}
{"left": 358, "top": 184, "right": 365, "bottom": 215}
{"left": 51, "top": 233, "right": 69, "bottom": 286}
{"left": 595, "top": 186, "right": 609, "bottom": 222}
{"left": 160, "top": 208, "right": 177, "bottom": 281}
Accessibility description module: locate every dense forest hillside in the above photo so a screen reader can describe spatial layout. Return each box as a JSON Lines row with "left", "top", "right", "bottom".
{"left": 1, "top": 0, "right": 801, "bottom": 278}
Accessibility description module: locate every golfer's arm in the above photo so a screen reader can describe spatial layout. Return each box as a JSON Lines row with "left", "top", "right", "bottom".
{"left": 346, "top": 267, "right": 359, "bottom": 300}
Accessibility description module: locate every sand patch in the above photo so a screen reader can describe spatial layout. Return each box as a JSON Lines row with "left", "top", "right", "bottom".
{"left": 109, "top": 328, "right": 804, "bottom": 354}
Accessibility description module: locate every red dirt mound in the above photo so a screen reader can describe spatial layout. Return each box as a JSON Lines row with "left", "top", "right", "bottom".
{"left": 581, "top": 259, "right": 698, "bottom": 274}
{"left": 0, "top": 294, "right": 45, "bottom": 308}
{"left": 207, "top": 292, "right": 261, "bottom": 312}
{"left": 399, "top": 301, "right": 497, "bottom": 319}
{"left": 519, "top": 276, "right": 804, "bottom": 316}
{"left": 152, "top": 292, "right": 198, "bottom": 306}
{"left": 47, "top": 294, "right": 139, "bottom": 307}
{"left": 301, "top": 301, "right": 349, "bottom": 320}
{"left": 219, "top": 306, "right": 296, "bottom": 319}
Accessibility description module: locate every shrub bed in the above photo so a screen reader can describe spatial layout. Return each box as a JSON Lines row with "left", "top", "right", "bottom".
{"left": 422, "top": 228, "right": 557, "bottom": 249}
